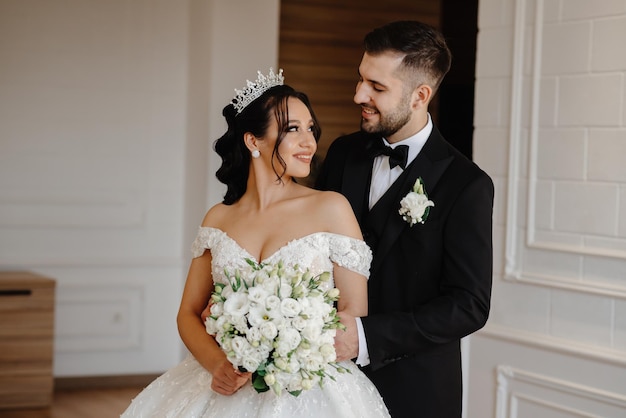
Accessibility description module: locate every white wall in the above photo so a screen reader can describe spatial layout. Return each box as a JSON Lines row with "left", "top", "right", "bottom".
{"left": 0, "top": 0, "right": 279, "bottom": 376}
{"left": 469, "top": 0, "right": 626, "bottom": 416}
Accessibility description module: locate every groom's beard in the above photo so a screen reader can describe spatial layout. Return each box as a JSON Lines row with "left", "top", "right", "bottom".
{"left": 360, "top": 92, "right": 412, "bottom": 138}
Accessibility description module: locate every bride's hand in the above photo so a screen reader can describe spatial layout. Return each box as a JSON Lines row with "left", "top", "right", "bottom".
{"left": 200, "top": 300, "right": 213, "bottom": 322}
{"left": 210, "top": 358, "right": 251, "bottom": 396}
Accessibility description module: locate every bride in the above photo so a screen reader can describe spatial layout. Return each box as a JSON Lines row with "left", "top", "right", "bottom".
{"left": 121, "top": 69, "right": 390, "bottom": 417}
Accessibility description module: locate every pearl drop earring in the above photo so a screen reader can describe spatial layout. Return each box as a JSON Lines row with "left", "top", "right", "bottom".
{"left": 251, "top": 149, "right": 261, "bottom": 159}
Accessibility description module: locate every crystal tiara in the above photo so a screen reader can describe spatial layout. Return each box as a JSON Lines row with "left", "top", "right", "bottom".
{"left": 231, "top": 68, "right": 284, "bottom": 114}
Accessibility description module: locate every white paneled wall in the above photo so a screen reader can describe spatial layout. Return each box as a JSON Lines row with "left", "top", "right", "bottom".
{"left": 0, "top": 0, "right": 280, "bottom": 377}
{"left": 469, "top": 0, "right": 626, "bottom": 417}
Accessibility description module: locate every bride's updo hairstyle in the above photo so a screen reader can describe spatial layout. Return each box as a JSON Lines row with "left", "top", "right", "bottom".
{"left": 214, "top": 84, "right": 321, "bottom": 205}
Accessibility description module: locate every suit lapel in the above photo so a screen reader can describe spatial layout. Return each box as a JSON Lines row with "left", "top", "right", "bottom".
{"left": 341, "top": 135, "right": 379, "bottom": 223}
{"left": 369, "top": 128, "right": 454, "bottom": 274}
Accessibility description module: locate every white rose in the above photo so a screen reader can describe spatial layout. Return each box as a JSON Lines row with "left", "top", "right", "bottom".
{"left": 220, "top": 337, "right": 232, "bottom": 352}
{"left": 242, "top": 353, "right": 261, "bottom": 372}
{"left": 286, "top": 372, "right": 303, "bottom": 391}
{"left": 209, "top": 302, "right": 223, "bottom": 317}
{"left": 232, "top": 315, "right": 248, "bottom": 334}
{"left": 216, "top": 316, "right": 231, "bottom": 332}
{"left": 399, "top": 189, "right": 434, "bottom": 225}
{"left": 287, "top": 356, "right": 301, "bottom": 374}
{"left": 205, "top": 317, "right": 218, "bottom": 335}
{"left": 275, "top": 339, "right": 292, "bottom": 357}
{"left": 319, "top": 330, "right": 335, "bottom": 346}
{"left": 259, "top": 321, "right": 278, "bottom": 340}
{"left": 279, "top": 284, "right": 293, "bottom": 299}
{"left": 291, "top": 316, "right": 307, "bottom": 331}
{"left": 295, "top": 344, "right": 311, "bottom": 360}
{"left": 302, "top": 319, "right": 323, "bottom": 341}
{"left": 243, "top": 328, "right": 258, "bottom": 347}
{"left": 231, "top": 335, "right": 249, "bottom": 356}
{"left": 280, "top": 298, "right": 302, "bottom": 317}
{"left": 279, "top": 328, "right": 302, "bottom": 351}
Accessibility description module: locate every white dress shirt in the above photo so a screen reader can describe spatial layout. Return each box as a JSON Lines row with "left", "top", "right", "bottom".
{"left": 355, "top": 114, "right": 433, "bottom": 366}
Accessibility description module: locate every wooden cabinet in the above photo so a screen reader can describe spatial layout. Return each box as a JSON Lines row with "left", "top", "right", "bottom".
{"left": 0, "top": 272, "right": 55, "bottom": 409}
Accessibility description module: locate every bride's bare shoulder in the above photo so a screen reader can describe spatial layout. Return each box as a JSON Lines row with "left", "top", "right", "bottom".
{"left": 309, "top": 189, "right": 350, "bottom": 208}
{"left": 200, "top": 202, "right": 230, "bottom": 227}
{"left": 303, "top": 189, "right": 361, "bottom": 238}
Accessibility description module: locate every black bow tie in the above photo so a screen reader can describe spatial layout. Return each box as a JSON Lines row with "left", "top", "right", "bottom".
{"left": 369, "top": 141, "right": 409, "bottom": 169}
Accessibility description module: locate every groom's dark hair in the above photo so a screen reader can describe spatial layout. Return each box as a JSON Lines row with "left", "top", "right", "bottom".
{"left": 364, "top": 20, "right": 452, "bottom": 93}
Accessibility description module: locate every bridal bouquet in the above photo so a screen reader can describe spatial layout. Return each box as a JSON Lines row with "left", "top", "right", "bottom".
{"left": 204, "top": 258, "right": 348, "bottom": 396}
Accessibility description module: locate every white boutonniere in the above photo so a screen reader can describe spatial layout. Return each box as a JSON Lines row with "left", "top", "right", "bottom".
{"left": 399, "top": 177, "right": 434, "bottom": 226}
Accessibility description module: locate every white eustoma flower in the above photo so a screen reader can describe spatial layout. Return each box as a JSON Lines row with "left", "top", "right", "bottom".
{"left": 302, "top": 351, "right": 324, "bottom": 371}
{"left": 246, "top": 326, "right": 261, "bottom": 345}
{"left": 247, "top": 286, "right": 269, "bottom": 304}
{"left": 280, "top": 327, "right": 301, "bottom": 351}
{"left": 210, "top": 302, "right": 223, "bottom": 317}
{"left": 279, "top": 283, "right": 293, "bottom": 299}
{"left": 223, "top": 292, "right": 250, "bottom": 317}
{"left": 205, "top": 258, "right": 347, "bottom": 396}
{"left": 259, "top": 321, "right": 278, "bottom": 340}
{"left": 265, "top": 295, "right": 281, "bottom": 311}
{"left": 280, "top": 297, "right": 302, "bottom": 317}
{"left": 231, "top": 335, "right": 249, "bottom": 356}
{"left": 204, "top": 317, "right": 218, "bottom": 335}
{"left": 291, "top": 315, "right": 307, "bottom": 331}
{"left": 302, "top": 318, "right": 324, "bottom": 341}
{"left": 319, "top": 343, "right": 336, "bottom": 362}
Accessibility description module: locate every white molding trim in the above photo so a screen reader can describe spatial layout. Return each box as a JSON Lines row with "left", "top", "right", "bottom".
{"left": 505, "top": 270, "right": 626, "bottom": 299}
{"left": 496, "top": 365, "right": 626, "bottom": 418}
{"left": 525, "top": 0, "right": 544, "bottom": 248}
{"left": 510, "top": 393, "right": 598, "bottom": 418}
{"left": 0, "top": 257, "right": 184, "bottom": 268}
{"left": 55, "top": 282, "right": 145, "bottom": 353}
{"left": 504, "top": 0, "right": 626, "bottom": 294}
{"left": 479, "top": 324, "right": 626, "bottom": 366}
{"left": 504, "top": 0, "right": 528, "bottom": 277}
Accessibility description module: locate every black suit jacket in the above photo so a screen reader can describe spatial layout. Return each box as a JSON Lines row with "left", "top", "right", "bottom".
{"left": 316, "top": 127, "right": 494, "bottom": 418}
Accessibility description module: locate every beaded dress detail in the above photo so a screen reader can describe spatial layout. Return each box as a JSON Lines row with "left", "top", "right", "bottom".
{"left": 121, "top": 227, "right": 390, "bottom": 418}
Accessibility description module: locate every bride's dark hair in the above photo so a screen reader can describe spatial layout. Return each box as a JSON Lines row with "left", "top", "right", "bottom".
{"left": 214, "top": 84, "right": 321, "bottom": 205}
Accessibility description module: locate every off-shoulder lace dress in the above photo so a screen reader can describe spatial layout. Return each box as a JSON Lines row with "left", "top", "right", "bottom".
{"left": 121, "top": 227, "right": 390, "bottom": 418}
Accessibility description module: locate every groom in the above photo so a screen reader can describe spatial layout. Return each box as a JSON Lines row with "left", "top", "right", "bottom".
{"left": 316, "top": 21, "right": 494, "bottom": 417}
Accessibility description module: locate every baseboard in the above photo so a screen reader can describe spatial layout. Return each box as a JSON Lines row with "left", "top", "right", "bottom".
{"left": 54, "top": 374, "right": 161, "bottom": 391}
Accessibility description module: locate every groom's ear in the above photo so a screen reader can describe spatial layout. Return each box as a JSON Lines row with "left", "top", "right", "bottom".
{"left": 411, "top": 84, "right": 433, "bottom": 110}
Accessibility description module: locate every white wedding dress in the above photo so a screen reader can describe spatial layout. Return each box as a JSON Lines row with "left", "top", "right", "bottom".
{"left": 121, "top": 227, "right": 390, "bottom": 418}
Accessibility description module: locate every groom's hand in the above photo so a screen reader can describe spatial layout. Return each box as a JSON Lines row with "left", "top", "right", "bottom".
{"left": 334, "top": 311, "right": 359, "bottom": 361}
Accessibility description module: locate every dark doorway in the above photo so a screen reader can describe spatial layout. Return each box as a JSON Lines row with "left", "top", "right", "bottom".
{"left": 438, "top": 0, "right": 479, "bottom": 160}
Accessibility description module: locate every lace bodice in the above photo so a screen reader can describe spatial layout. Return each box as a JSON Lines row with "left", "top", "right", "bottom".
{"left": 191, "top": 227, "right": 372, "bottom": 290}
{"left": 120, "top": 228, "right": 390, "bottom": 418}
